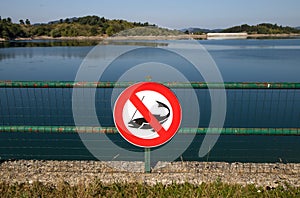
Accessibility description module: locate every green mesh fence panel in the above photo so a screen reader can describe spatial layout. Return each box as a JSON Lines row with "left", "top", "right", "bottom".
{"left": 0, "top": 81, "right": 300, "bottom": 162}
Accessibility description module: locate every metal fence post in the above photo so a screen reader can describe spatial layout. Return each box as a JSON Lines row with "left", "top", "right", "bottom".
{"left": 145, "top": 148, "right": 151, "bottom": 173}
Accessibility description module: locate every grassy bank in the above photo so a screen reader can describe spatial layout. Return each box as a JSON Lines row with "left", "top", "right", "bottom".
{"left": 0, "top": 181, "right": 299, "bottom": 198}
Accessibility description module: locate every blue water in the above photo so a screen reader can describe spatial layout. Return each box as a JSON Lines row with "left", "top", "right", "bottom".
{"left": 0, "top": 39, "right": 300, "bottom": 162}
{"left": 1, "top": 39, "right": 300, "bottom": 82}
{"left": 1, "top": 39, "right": 299, "bottom": 128}
{"left": 201, "top": 39, "right": 300, "bottom": 82}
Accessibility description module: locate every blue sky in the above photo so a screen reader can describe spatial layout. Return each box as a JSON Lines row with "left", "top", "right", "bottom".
{"left": 1, "top": 0, "right": 299, "bottom": 29}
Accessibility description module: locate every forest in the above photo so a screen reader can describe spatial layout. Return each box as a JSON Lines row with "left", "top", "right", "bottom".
{"left": 0, "top": 15, "right": 155, "bottom": 40}
{"left": 1, "top": 16, "right": 300, "bottom": 40}
{"left": 222, "top": 23, "right": 300, "bottom": 34}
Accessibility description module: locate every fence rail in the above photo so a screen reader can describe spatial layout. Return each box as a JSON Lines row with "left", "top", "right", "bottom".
{"left": 0, "top": 126, "right": 299, "bottom": 135}
{"left": 1, "top": 81, "right": 300, "bottom": 89}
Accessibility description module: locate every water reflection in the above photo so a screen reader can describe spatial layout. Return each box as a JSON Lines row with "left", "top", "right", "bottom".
{"left": 0, "top": 40, "right": 100, "bottom": 48}
{"left": 102, "top": 40, "right": 168, "bottom": 47}
{"left": 0, "top": 40, "right": 169, "bottom": 62}
{"left": 0, "top": 52, "right": 16, "bottom": 61}
{"left": 0, "top": 40, "right": 169, "bottom": 48}
{"left": 0, "top": 46, "right": 91, "bottom": 61}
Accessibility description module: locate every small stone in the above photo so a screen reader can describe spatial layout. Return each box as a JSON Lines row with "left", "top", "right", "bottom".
{"left": 265, "top": 186, "right": 271, "bottom": 190}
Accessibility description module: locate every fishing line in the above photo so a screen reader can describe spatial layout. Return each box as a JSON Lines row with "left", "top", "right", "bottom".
{"left": 130, "top": 95, "right": 145, "bottom": 121}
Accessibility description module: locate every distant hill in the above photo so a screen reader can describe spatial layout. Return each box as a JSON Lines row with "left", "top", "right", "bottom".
{"left": 180, "top": 27, "right": 223, "bottom": 34}
{"left": 48, "top": 17, "right": 78, "bottom": 24}
{"left": 0, "top": 15, "right": 155, "bottom": 40}
{"left": 2, "top": 17, "right": 300, "bottom": 40}
{"left": 180, "top": 24, "right": 300, "bottom": 36}
{"left": 222, "top": 23, "right": 300, "bottom": 34}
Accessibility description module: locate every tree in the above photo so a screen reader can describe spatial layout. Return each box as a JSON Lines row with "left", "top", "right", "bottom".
{"left": 51, "top": 29, "right": 61, "bottom": 37}
{"left": 90, "top": 27, "right": 98, "bottom": 36}
{"left": 19, "top": 19, "right": 25, "bottom": 25}
{"left": 105, "top": 26, "right": 115, "bottom": 36}
{"left": 25, "top": 19, "right": 30, "bottom": 25}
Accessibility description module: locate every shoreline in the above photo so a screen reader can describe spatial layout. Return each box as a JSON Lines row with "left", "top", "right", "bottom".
{"left": 247, "top": 33, "right": 300, "bottom": 38}
{"left": 1, "top": 33, "right": 300, "bottom": 42}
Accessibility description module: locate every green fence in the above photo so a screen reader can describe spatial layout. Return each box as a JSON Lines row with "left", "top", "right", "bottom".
{"left": 1, "top": 81, "right": 300, "bottom": 89}
{"left": 0, "top": 81, "right": 300, "bottom": 135}
{"left": 0, "top": 126, "right": 300, "bottom": 135}
{"left": 1, "top": 81, "right": 300, "bottom": 164}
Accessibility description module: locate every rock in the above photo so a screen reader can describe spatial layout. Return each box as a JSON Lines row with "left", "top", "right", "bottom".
{"left": 0, "top": 160, "right": 299, "bottom": 187}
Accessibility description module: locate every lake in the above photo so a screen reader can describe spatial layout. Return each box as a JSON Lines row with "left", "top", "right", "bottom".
{"left": 1, "top": 39, "right": 300, "bottom": 81}
{"left": 0, "top": 39, "right": 299, "bottom": 162}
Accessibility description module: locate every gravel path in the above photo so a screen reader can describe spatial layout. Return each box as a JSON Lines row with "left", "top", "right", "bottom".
{"left": 1, "top": 160, "right": 299, "bottom": 188}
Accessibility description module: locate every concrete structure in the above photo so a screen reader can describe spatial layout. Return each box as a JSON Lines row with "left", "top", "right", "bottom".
{"left": 207, "top": 32, "right": 248, "bottom": 40}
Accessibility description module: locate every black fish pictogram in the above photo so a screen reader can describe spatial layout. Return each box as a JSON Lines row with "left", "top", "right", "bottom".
{"left": 128, "top": 100, "right": 170, "bottom": 131}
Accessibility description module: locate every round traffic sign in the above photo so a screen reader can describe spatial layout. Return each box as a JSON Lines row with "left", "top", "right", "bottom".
{"left": 113, "top": 82, "right": 182, "bottom": 148}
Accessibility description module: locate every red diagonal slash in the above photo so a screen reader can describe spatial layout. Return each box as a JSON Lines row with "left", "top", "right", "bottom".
{"left": 129, "top": 93, "right": 167, "bottom": 136}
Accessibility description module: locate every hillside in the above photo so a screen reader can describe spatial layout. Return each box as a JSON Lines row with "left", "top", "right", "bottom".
{"left": 180, "top": 24, "right": 300, "bottom": 35}
{"left": 0, "top": 15, "right": 155, "bottom": 40}
{"left": 115, "top": 26, "right": 183, "bottom": 37}
{"left": 1, "top": 17, "right": 300, "bottom": 40}
{"left": 180, "top": 27, "right": 222, "bottom": 34}
{"left": 222, "top": 23, "right": 300, "bottom": 34}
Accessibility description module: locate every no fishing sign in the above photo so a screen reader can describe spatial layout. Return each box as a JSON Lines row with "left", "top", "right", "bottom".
{"left": 113, "top": 82, "right": 182, "bottom": 148}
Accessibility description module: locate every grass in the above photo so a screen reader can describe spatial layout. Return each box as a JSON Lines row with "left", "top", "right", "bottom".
{"left": 0, "top": 181, "right": 299, "bottom": 198}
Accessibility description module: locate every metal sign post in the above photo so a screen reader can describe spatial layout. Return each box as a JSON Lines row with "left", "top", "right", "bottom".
{"left": 144, "top": 147, "right": 151, "bottom": 173}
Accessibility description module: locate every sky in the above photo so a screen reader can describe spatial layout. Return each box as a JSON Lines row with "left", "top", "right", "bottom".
{"left": 1, "top": 0, "right": 299, "bottom": 29}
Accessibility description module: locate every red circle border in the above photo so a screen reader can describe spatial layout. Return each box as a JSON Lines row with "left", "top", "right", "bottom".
{"left": 113, "top": 82, "right": 182, "bottom": 148}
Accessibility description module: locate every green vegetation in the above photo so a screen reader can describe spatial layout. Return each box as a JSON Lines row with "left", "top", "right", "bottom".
{"left": 1, "top": 16, "right": 300, "bottom": 40}
{"left": 0, "top": 181, "right": 299, "bottom": 198}
{"left": 115, "top": 26, "right": 183, "bottom": 36}
{"left": 0, "top": 15, "right": 155, "bottom": 40}
{"left": 222, "top": 23, "right": 300, "bottom": 34}
{"left": 182, "top": 28, "right": 216, "bottom": 35}
{"left": 0, "top": 17, "right": 28, "bottom": 39}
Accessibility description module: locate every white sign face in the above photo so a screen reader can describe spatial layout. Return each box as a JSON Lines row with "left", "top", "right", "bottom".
{"left": 122, "top": 90, "right": 173, "bottom": 139}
